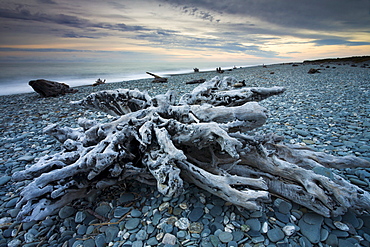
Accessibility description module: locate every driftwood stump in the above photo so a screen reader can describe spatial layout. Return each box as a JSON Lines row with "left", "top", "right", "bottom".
{"left": 13, "top": 76, "right": 370, "bottom": 222}
{"left": 29, "top": 79, "right": 78, "bottom": 97}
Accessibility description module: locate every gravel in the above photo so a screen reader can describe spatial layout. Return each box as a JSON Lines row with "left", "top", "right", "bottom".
{"left": 0, "top": 63, "right": 370, "bottom": 247}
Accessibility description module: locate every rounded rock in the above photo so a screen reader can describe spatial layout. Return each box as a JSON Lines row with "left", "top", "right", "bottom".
{"left": 267, "top": 227, "right": 285, "bottom": 242}
{"left": 175, "top": 217, "right": 190, "bottom": 230}
{"left": 218, "top": 231, "right": 233, "bottom": 243}
{"left": 59, "top": 206, "right": 76, "bottom": 219}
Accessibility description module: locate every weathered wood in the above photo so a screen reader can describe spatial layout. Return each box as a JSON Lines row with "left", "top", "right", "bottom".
{"left": 13, "top": 76, "right": 370, "bottom": 222}
{"left": 185, "top": 79, "right": 206, "bottom": 84}
{"left": 29, "top": 79, "right": 78, "bottom": 97}
{"left": 146, "top": 72, "right": 168, "bottom": 83}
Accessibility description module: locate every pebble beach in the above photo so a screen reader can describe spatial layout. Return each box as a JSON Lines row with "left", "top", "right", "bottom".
{"left": 1, "top": 63, "right": 370, "bottom": 247}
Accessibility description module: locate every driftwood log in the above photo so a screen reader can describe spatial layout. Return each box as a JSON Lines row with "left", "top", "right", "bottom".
{"left": 29, "top": 79, "right": 78, "bottom": 97}
{"left": 146, "top": 72, "right": 168, "bottom": 83}
{"left": 13, "top": 76, "right": 370, "bottom": 222}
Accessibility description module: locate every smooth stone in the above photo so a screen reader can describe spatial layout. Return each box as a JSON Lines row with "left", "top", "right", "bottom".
{"left": 59, "top": 206, "right": 76, "bottom": 219}
{"left": 163, "top": 224, "right": 174, "bottom": 233}
{"left": 232, "top": 231, "right": 244, "bottom": 242}
{"left": 267, "top": 227, "right": 285, "bottom": 242}
{"left": 135, "top": 229, "right": 147, "bottom": 241}
{"left": 189, "top": 207, "right": 204, "bottom": 221}
{"left": 105, "top": 226, "right": 119, "bottom": 243}
{"left": 320, "top": 228, "right": 329, "bottom": 241}
{"left": 299, "top": 236, "right": 313, "bottom": 247}
{"left": 147, "top": 237, "right": 159, "bottom": 245}
{"left": 298, "top": 216, "right": 323, "bottom": 243}
{"left": 95, "top": 234, "right": 106, "bottom": 247}
{"left": 251, "top": 235, "right": 265, "bottom": 243}
{"left": 114, "top": 207, "right": 131, "bottom": 218}
{"left": 95, "top": 204, "right": 111, "bottom": 218}
{"left": 302, "top": 212, "right": 323, "bottom": 225}
{"left": 5, "top": 197, "right": 19, "bottom": 208}
{"left": 83, "top": 238, "right": 95, "bottom": 247}
{"left": 209, "top": 235, "right": 220, "bottom": 246}
{"left": 201, "top": 228, "right": 211, "bottom": 237}
{"left": 130, "top": 209, "right": 142, "bottom": 217}
{"left": 132, "top": 240, "right": 143, "bottom": 247}
{"left": 245, "top": 219, "right": 261, "bottom": 231}
{"left": 218, "top": 231, "right": 233, "bottom": 243}
{"left": 177, "top": 230, "right": 187, "bottom": 238}
{"left": 278, "top": 200, "right": 292, "bottom": 214}
{"left": 175, "top": 217, "right": 190, "bottom": 230}
{"left": 189, "top": 222, "right": 203, "bottom": 234}
{"left": 0, "top": 176, "right": 11, "bottom": 186}
{"left": 333, "top": 221, "right": 350, "bottom": 231}
{"left": 77, "top": 224, "right": 87, "bottom": 235}
{"left": 209, "top": 205, "right": 223, "bottom": 217}
{"left": 282, "top": 224, "right": 296, "bottom": 236}
{"left": 210, "top": 222, "right": 224, "bottom": 232}
{"left": 275, "top": 212, "right": 290, "bottom": 223}
{"left": 326, "top": 234, "right": 338, "bottom": 246}
{"left": 227, "top": 241, "right": 238, "bottom": 247}
{"left": 338, "top": 239, "right": 355, "bottom": 247}
{"left": 125, "top": 218, "right": 141, "bottom": 230}
{"left": 331, "top": 229, "right": 349, "bottom": 237}
{"left": 162, "top": 233, "right": 177, "bottom": 245}
{"left": 17, "top": 155, "right": 34, "bottom": 162}
{"left": 75, "top": 211, "right": 86, "bottom": 223}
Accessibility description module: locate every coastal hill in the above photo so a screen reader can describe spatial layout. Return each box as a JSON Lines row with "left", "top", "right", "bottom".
{"left": 303, "top": 55, "right": 370, "bottom": 64}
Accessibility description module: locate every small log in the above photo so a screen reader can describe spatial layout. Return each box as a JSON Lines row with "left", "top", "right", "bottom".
{"left": 146, "top": 72, "right": 168, "bottom": 83}
{"left": 185, "top": 79, "right": 206, "bottom": 84}
{"left": 92, "top": 78, "right": 106, "bottom": 86}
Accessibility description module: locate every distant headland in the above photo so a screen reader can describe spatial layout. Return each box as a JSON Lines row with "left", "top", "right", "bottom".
{"left": 303, "top": 55, "right": 370, "bottom": 64}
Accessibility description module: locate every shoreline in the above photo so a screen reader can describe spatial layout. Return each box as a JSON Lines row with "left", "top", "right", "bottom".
{"left": 1, "top": 63, "right": 370, "bottom": 247}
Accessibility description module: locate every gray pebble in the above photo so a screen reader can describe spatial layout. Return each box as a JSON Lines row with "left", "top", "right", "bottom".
{"left": 245, "top": 219, "right": 261, "bottom": 231}
{"left": 125, "top": 218, "right": 141, "bottom": 230}
{"left": 59, "top": 206, "right": 76, "bottom": 219}
{"left": 267, "top": 227, "right": 285, "bottom": 242}
{"left": 114, "top": 206, "right": 131, "bottom": 218}
{"left": 218, "top": 231, "right": 233, "bottom": 243}
{"left": 95, "top": 234, "right": 106, "bottom": 247}
{"left": 130, "top": 209, "right": 142, "bottom": 217}
{"left": 189, "top": 207, "right": 204, "bottom": 221}
{"left": 136, "top": 229, "right": 147, "bottom": 241}
{"left": 75, "top": 211, "right": 86, "bottom": 223}
{"left": 105, "top": 226, "right": 119, "bottom": 243}
{"left": 0, "top": 176, "right": 11, "bottom": 186}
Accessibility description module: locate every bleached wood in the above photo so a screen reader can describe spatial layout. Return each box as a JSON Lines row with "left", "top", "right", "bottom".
{"left": 13, "top": 76, "right": 370, "bottom": 222}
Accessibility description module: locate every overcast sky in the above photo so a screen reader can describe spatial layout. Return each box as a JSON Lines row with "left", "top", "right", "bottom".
{"left": 0, "top": 0, "right": 369, "bottom": 64}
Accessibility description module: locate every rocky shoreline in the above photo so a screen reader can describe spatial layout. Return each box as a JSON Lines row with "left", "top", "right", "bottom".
{"left": 1, "top": 63, "right": 370, "bottom": 247}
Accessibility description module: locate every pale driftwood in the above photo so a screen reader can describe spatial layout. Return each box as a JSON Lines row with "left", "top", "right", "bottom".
{"left": 13, "top": 76, "right": 370, "bottom": 222}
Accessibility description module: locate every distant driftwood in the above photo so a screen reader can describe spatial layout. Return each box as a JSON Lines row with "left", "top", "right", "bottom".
{"left": 93, "top": 78, "right": 106, "bottom": 86}
{"left": 29, "top": 79, "right": 78, "bottom": 97}
{"left": 308, "top": 68, "right": 321, "bottom": 74}
{"left": 185, "top": 78, "right": 206, "bottom": 84}
{"left": 146, "top": 72, "right": 168, "bottom": 83}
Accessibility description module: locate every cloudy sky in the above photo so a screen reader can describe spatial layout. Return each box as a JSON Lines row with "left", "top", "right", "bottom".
{"left": 0, "top": 0, "right": 369, "bottom": 64}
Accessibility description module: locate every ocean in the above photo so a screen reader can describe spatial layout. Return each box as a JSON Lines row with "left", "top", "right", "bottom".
{"left": 0, "top": 61, "right": 247, "bottom": 96}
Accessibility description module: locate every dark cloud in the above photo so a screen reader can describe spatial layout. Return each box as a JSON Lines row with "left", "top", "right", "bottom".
{"left": 0, "top": 6, "right": 149, "bottom": 33}
{"left": 313, "top": 39, "right": 370, "bottom": 46}
{"left": 163, "top": 0, "right": 370, "bottom": 31}
{"left": 36, "top": 0, "right": 57, "bottom": 4}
